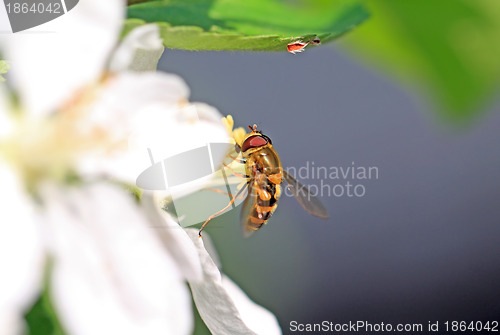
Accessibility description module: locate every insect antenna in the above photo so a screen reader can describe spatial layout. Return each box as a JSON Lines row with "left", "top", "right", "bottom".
{"left": 248, "top": 124, "right": 260, "bottom": 133}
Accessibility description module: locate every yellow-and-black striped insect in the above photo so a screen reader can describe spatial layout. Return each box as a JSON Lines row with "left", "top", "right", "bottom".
{"left": 199, "top": 124, "right": 329, "bottom": 237}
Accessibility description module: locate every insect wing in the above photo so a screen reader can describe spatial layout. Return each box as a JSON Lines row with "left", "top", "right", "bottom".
{"left": 282, "top": 170, "right": 329, "bottom": 219}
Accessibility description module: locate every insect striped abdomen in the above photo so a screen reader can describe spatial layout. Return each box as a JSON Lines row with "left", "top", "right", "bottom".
{"left": 241, "top": 147, "right": 283, "bottom": 235}
{"left": 244, "top": 183, "right": 281, "bottom": 233}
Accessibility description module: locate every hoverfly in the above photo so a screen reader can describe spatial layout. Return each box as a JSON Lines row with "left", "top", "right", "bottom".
{"left": 199, "top": 124, "right": 329, "bottom": 237}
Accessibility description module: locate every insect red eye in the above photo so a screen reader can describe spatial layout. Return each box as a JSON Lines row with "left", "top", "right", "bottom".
{"left": 242, "top": 135, "right": 268, "bottom": 152}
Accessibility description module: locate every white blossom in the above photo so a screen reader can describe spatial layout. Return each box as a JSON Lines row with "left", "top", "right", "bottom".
{"left": 0, "top": 0, "right": 281, "bottom": 333}
{"left": 42, "top": 183, "right": 193, "bottom": 335}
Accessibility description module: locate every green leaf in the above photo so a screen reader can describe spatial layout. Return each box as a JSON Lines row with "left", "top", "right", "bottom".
{"left": 24, "top": 259, "right": 66, "bottom": 335}
{"left": 126, "top": 0, "right": 369, "bottom": 51}
{"left": 344, "top": 0, "right": 500, "bottom": 123}
{"left": 25, "top": 292, "right": 65, "bottom": 335}
{"left": 0, "top": 60, "right": 10, "bottom": 82}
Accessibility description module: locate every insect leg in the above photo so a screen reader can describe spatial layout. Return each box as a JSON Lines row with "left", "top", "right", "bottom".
{"left": 223, "top": 162, "right": 249, "bottom": 178}
{"left": 203, "top": 187, "right": 233, "bottom": 197}
{"left": 202, "top": 186, "right": 247, "bottom": 199}
{"left": 227, "top": 153, "right": 246, "bottom": 163}
{"left": 199, "top": 183, "right": 249, "bottom": 237}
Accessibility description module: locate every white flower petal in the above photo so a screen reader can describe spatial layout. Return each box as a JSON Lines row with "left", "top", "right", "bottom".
{"left": 185, "top": 229, "right": 282, "bottom": 335}
{"left": 0, "top": 311, "right": 23, "bottom": 335}
{"left": 42, "top": 183, "right": 193, "bottom": 335}
{"left": 91, "top": 72, "right": 190, "bottom": 117}
{"left": 77, "top": 72, "right": 229, "bottom": 186}
{"left": 141, "top": 193, "right": 203, "bottom": 282}
{"left": 0, "top": 4, "right": 10, "bottom": 33}
{"left": 128, "top": 102, "right": 229, "bottom": 168}
{"left": 76, "top": 72, "right": 188, "bottom": 183}
{"left": 0, "top": 0, "right": 124, "bottom": 116}
{"left": 109, "top": 24, "right": 165, "bottom": 72}
{"left": 0, "top": 164, "right": 44, "bottom": 334}
{"left": 199, "top": 231, "right": 222, "bottom": 270}
{"left": 221, "top": 276, "right": 282, "bottom": 335}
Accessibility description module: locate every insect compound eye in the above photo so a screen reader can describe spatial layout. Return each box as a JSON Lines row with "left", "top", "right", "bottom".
{"left": 262, "top": 135, "right": 272, "bottom": 145}
{"left": 241, "top": 135, "right": 269, "bottom": 152}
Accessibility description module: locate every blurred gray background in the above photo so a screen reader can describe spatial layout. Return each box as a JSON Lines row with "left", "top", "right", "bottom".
{"left": 159, "top": 44, "right": 500, "bottom": 333}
